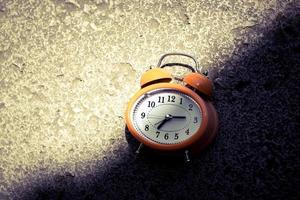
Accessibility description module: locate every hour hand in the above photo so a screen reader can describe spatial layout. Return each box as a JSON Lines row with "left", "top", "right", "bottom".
{"left": 157, "top": 118, "right": 170, "bottom": 130}
{"left": 156, "top": 114, "right": 172, "bottom": 130}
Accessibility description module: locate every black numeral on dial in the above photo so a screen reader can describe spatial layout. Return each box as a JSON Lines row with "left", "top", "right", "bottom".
{"left": 158, "top": 96, "right": 165, "bottom": 103}
{"left": 194, "top": 117, "right": 198, "bottom": 123}
{"left": 188, "top": 104, "right": 193, "bottom": 111}
{"left": 167, "top": 95, "right": 176, "bottom": 102}
{"left": 164, "top": 133, "right": 169, "bottom": 140}
{"left": 148, "top": 101, "right": 155, "bottom": 107}
{"left": 174, "top": 133, "right": 179, "bottom": 140}
{"left": 185, "top": 129, "right": 190, "bottom": 135}
{"left": 145, "top": 124, "right": 149, "bottom": 131}
{"left": 156, "top": 131, "right": 160, "bottom": 138}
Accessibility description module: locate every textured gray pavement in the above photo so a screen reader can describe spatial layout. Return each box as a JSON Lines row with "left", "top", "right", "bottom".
{"left": 0, "top": 0, "right": 299, "bottom": 199}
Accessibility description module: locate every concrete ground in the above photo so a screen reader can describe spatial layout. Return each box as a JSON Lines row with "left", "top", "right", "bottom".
{"left": 0, "top": 0, "right": 299, "bottom": 199}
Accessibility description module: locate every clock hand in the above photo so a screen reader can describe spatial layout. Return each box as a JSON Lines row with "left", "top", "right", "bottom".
{"left": 154, "top": 119, "right": 166, "bottom": 125}
{"left": 171, "top": 116, "right": 186, "bottom": 119}
{"left": 157, "top": 118, "right": 171, "bottom": 130}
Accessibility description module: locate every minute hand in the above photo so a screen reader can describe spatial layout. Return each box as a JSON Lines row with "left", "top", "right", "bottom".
{"left": 171, "top": 116, "right": 186, "bottom": 119}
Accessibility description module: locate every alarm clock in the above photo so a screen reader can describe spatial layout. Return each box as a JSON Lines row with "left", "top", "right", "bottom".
{"left": 125, "top": 53, "right": 218, "bottom": 161}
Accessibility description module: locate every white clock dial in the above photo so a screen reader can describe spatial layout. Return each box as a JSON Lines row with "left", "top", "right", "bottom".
{"left": 131, "top": 88, "right": 202, "bottom": 144}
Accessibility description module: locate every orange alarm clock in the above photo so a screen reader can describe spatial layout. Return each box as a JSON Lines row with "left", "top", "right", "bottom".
{"left": 125, "top": 53, "right": 218, "bottom": 161}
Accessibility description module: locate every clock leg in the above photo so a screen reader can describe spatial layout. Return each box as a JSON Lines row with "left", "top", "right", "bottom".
{"left": 184, "top": 150, "right": 191, "bottom": 162}
{"left": 135, "top": 143, "right": 144, "bottom": 154}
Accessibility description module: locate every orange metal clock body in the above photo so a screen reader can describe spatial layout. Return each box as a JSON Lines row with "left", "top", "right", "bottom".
{"left": 125, "top": 53, "right": 218, "bottom": 156}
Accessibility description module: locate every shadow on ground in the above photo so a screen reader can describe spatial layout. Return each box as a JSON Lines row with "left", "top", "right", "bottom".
{"left": 13, "top": 4, "right": 300, "bottom": 200}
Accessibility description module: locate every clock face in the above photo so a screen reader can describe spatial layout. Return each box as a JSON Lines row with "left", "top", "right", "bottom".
{"left": 130, "top": 88, "right": 202, "bottom": 144}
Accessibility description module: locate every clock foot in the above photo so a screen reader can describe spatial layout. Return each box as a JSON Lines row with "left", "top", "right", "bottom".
{"left": 135, "top": 143, "right": 144, "bottom": 154}
{"left": 184, "top": 150, "right": 191, "bottom": 162}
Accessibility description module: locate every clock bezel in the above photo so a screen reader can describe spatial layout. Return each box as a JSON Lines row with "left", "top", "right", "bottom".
{"left": 125, "top": 83, "right": 209, "bottom": 151}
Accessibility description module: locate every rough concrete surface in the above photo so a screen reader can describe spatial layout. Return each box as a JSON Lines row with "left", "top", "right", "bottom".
{"left": 0, "top": 0, "right": 299, "bottom": 199}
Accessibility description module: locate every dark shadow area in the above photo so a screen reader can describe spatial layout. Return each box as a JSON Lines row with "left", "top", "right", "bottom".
{"left": 13, "top": 3, "right": 300, "bottom": 200}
